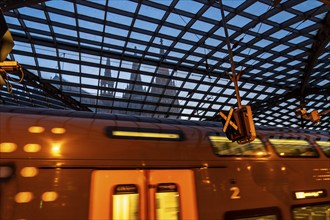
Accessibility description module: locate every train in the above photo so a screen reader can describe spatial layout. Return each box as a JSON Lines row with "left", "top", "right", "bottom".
{"left": 0, "top": 105, "right": 329, "bottom": 220}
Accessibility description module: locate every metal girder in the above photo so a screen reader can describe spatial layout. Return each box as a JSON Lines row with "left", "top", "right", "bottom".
{"left": 300, "top": 11, "right": 330, "bottom": 97}
{"left": 0, "top": 0, "right": 48, "bottom": 12}
{"left": 22, "top": 68, "right": 92, "bottom": 111}
{"left": 250, "top": 87, "right": 330, "bottom": 113}
{"left": 200, "top": 85, "right": 328, "bottom": 127}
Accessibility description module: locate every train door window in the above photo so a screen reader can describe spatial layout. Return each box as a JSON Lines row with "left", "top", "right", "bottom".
{"left": 225, "top": 207, "right": 282, "bottom": 220}
{"left": 292, "top": 203, "right": 330, "bottom": 219}
{"left": 112, "top": 184, "right": 139, "bottom": 220}
{"left": 155, "top": 183, "right": 180, "bottom": 220}
{"left": 316, "top": 140, "right": 330, "bottom": 157}
{"left": 208, "top": 134, "right": 267, "bottom": 156}
{"left": 269, "top": 138, "right": 319, "bottom": 157}
{"left": 89, "top": 170, "right": 197, "bottom": 220}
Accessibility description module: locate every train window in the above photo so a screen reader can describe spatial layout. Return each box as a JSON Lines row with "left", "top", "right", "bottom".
{"left": 156, "top": 183, "right": 180, "bottom": 220}
{"left": 292, "top": 203, "right": 330, "bottom": 219}
{"left": 225, "top": 206, "right": 281, "bottom": 219}
{"left": 105, "top": 127, "right": 185, "bottom": 141}
{"left": 269, "top": 139, "right": 319, "bottom": 157}
{"left": 112, "top": 184, "right": 139, "bottom": 220}
{"left": 208, "top": 135, "right": 267, "bottom": 156}
{"left": 316, "top": 141, "right": 330, "bottom": 157}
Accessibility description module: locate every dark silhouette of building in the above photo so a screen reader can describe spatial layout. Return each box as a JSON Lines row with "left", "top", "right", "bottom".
{"left": 99, "top": 43, "right": 180, "bottom": 118}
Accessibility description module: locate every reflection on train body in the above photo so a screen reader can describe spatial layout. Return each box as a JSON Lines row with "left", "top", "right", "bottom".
{"left": 0, "top": 106, "right": 329, "bottom": 219}
{"left": 89, "top": 170, "right": 197, "bottom": 219}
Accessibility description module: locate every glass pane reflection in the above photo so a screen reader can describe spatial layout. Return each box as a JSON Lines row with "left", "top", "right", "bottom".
{"left": 156, "top": 183, "right": 180, "bottom": 220}
{"left": 112, "top": 184, "right": 139, "bottom": 220}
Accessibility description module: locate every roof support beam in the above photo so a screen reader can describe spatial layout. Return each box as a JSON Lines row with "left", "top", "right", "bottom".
{"left": 250, "top": 87, "right": 330, "bottom": 113}
{"left": 0, "top": 0, "right": 48, "bottom": 12}
{"left": 300, "top": 11, "right": 330, "bottom": 98}
{"left": 22, "top": 68, "right": 92, "bottom": 111}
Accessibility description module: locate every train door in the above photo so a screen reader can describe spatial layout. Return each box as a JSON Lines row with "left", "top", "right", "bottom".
{"left": 89, "top": 169, "right": 197, "bottom": 220}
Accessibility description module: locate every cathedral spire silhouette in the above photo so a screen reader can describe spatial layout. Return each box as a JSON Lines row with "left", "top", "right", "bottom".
{"left": 100, "top": 56, "right": 114, "bottom": 96}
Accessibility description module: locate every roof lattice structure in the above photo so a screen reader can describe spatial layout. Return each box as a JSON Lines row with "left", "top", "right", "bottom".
{"left": 0, "top": 0, "right": 329, "bottom": 131}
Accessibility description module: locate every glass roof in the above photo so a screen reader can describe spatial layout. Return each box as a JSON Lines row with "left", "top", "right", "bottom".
{"left": 0, "top": 0, "right": 329, "bottom": 131}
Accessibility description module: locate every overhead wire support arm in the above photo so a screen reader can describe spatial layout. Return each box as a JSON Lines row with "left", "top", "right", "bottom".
{"left": 218, "top": 0, "right": 242, "bottom": 109}
{"left": 216, "top": 0, "right": 256, "bottom": 144}
{"left": 220, "top": 108, "right": 238, "bottom": 132}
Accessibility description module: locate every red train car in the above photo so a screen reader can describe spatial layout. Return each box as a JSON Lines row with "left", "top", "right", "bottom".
{"left": 0, "top": 106, "right": 329, "bottom": 219}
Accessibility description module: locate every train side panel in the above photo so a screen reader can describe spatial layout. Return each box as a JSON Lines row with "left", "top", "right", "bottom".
{"left": 1, "top": 110, "right": 330, "bottom": 219}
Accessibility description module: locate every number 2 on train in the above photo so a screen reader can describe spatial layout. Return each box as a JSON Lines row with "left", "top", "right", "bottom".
{"left": 230, "top": 187, "right": 241, "bottom": 199}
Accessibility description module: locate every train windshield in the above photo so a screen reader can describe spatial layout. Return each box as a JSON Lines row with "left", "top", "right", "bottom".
{"left": 292, "top": 203, "right": 330, "bottom": 219}
{"left": 316, "top": 140, "right": 330, "bottom": 157}
{"left": 208, "top": 135, "right": 267, "bottom": 156}
{"left": 269, "top": 139, "right": 319, "bottom": 157}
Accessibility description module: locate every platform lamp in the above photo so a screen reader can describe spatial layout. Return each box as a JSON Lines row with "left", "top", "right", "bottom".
{"left": 0, "top": 9, "right": 14, "bottom": 62}
{"left": 0, "top": 9, "right": 22, "bottom": 90}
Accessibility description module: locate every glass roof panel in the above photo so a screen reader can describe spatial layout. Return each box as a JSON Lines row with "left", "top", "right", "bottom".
{"left": 202, "top": 6, "right": 222, "bottom": 21}
{"left": 23, "top": 20, "right": 50, "bottom": 32}
{"left": 227, "top": 15, "right": 252, "bottom": 27}
{"left": 108, "top": 12, "right": 133, "bottom": 26}
{"left": 244, "top": 2, "right": 270, "bottom": 16}
{"left": 134, "top": 19, "right": 158, "bottom": 32}
{"left": 105, "top": 26, "right": 128, "bottom": 37}
{"left": 191, "top": 20, "right": 214, "bottom": 32}
{"left": 87, "top": 0, "right": 107, "bottom": 5}
{"left": 159, "top": 25, "right": 181, "bottom": 37}
{"left": 46, "top": 1, "right": 74, "bottom": 12}
{"left": 54, "top": 26, "right": 77, "bottom": 37}
{"left": 167, "top": 13, "right": 191, "bottom": 26}
{"left": 108, "top": 0, "right": 138, "bottom": 13}
{"left": 3, "top": 15, "right": 20, "bottom": 25}
{"left": 78, "top": 19, "right": 104, "bottom": 32}
{"left": 77, "top": 5, "right": 105, "bottom": 19}
{"left": 268, "top": 11, "right": 296, "bottom": 23}
{"left": 174, "top": 1, "right": 203, "bottom": 14}
{"left": 288, "top": 36, "right": 309, "bottom": 44}
{"left": 290, "top": 19, "right": 316, "bottom": 30}
{"left": 139, "top": 4, "right": 165, "bottom": 19}
{"left": 292, "top": 1, "right": 323, "bottom": 11}
{"left": 49, "top": 12, "right": 76, "bottom": 25}
{"left": 222, "top": 0, "right": 244, "bottom": 8}
{"left": 250, "top": 23, "right": 273, "bottom": 34}
{"left": 130, "top": 32, "right": 152, "bottom": 42}
{"left": 18, "top": 7, "right": 45, "bottom": 19}
{"left": 149, "top": 0, "right": 172, "bottom": 7}
{"left": 1, "top": 0, "right": 329, "bottom": 131}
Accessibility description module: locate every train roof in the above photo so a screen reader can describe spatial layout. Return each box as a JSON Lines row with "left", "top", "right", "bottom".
{"left": 0, "top": 105, "right": 329, "bottom": 137}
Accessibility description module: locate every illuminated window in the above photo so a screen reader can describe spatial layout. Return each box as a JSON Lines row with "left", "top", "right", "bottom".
{"left": 316, "top": 140, "right": 330, "bottom": 157}
{"left": 112, "top": 184, "right": 139, "bottom": 220}
{"left": 28, "top": 126, "right": 45, "bottom": 133}
{"left": 294, "top": 189, "right": 326, "bottom": 200}
{"left": 105, "top": 127, "right": 184, "bottom": 141}
{"left": 209, "top": 134, "right": 267, "bottom": 156}
{"left": 292, "top": 203, "right": 330, "bottom": 219}
{"left": 15, "top": 192, "right": 34, "bottom": 203}
{"left": 0, "top": 142, "right": 17, "bottom": 153}
{"left": 156, "top": 183, "right": 180, "bottom": 220}
{"left": 269, "top": 139, "right": 318, "bottom": 157}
